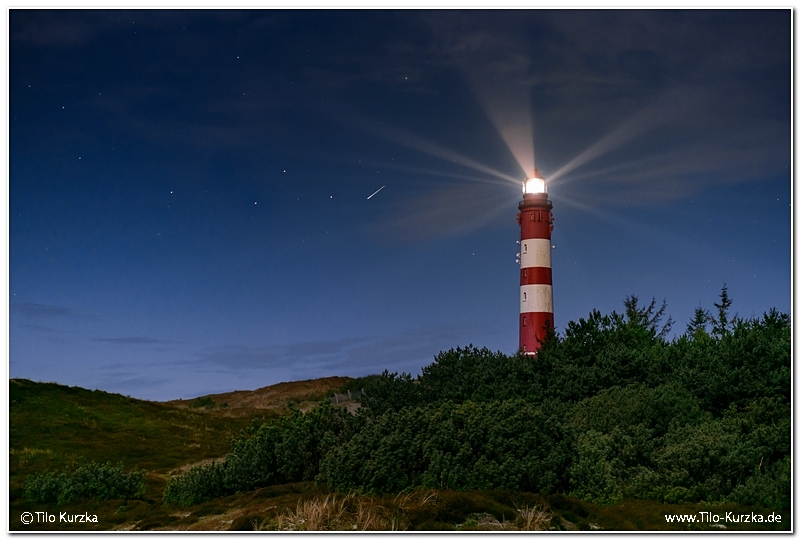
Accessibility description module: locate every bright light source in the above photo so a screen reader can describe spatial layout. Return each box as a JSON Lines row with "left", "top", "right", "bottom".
{"left": 522, "top": 177, "right": 546, "bottom": 194}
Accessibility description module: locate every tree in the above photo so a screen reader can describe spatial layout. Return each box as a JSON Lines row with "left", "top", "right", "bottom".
{"left": 685, "top": 307, "right": 710, "bottom": 340}
{"left": 623, "top": 295, "right": 674, "bottom": 339}
{"left": 710, "top": 283, "right": 734, "bottom": 338}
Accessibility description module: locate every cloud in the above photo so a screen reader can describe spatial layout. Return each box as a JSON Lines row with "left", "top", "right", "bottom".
{"left": 10, "top": 303, "right": 87, "bottom": 343}
{"left": 90, "top": 336, "right": 174, "bottom": 345}
{"left": 84, "top": 76, "right": 290, "bottom": 152}
{"left": 99, "top": 375, "right": 173, "bottom": 396}
{"left": 195, "top": 325, "right": 473, "bottom": 378}
{"left": 548, "top": 85, "right": 789, "bottom": 206}
{"left": 548, "top": 85, "right": 703, "bottom": 183}
{"left": 11, "top": 302, "right": 79, "bottom": 318}
{"left": 422, "top": 11, "right": 538, "bottom": 173}
{"left": 10, "top": 10, "right": 99, "bottom": 48}
{"left": 417, "top": 11, "right": 789, "bottom": 208}
{"left": 9, "top": 10, "right": 254, "bottom": 49}
{"left": 11, "top": 11, "right": 295, "bottom": 152}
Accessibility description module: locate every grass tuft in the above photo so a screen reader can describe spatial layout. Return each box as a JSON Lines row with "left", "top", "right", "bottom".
{"left": 268, "top": 493, "right": 398, "bottom": 531}
{"left": 515, "top": 504, "right": 554, "bottom": 531}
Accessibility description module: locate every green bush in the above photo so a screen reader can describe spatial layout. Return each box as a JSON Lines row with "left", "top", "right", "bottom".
{"left": 189, "top": 396, "right": 215, "bottom": 409}
{"left": 652, "top": 397, "right": 790, "bottom": 505}
{"left": 164, "top": 402, "right": 355, "bottom": 506}
{"left": 564, "top": 394, "right": 791, "bottom": 507}
{"left": 669, "top": 308, "right": 791, "bottom": 414}
{"left": 567, "top": 382, "right": 703, "bottom": 438}
{"left": 568, "top": 425, "right": 656, "bottom": 505}
{"left": 727, "top": 455, "right": 791, "bottom": 508}
{"left": 162, "top": 460, "right": 226, "bottom": 506}
{"left": 318, "top": 400, "right": 570, "bottom": 494}
{"left": 24, "top": 460, "right": 146, "bottom": 504}
{"left": 358, "top": 371, "right": 424, "bottom": 415}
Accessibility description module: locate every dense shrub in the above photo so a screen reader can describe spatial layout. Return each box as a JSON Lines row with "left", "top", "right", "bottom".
{"left": 567, "top": 382, "right": 703, "bottom": 438}
{"left": 24, "top": 460, "right": 146, "bottom": 504}
{"left": 669, "top": 308, "right": 791, "bottom": 414}
{"left": 538, "top": 298, "right": 673, "bottom": 403}
{"left": 418, "top": 347, "right": 543, "bottom": 405}
{"left": 563, "top": 389, "right": 790, "bottom": 506}
{"left": 358, "top": 371, "right": 424, "bottom": 416}
{"left": 319, "top": 400, "right": 570, "bottom": 494}
{"left": 727, "top": 455, "right": 791, "bottom": 509}
{"left": 164, "top": 403, "right": 354, "bottom": 506}
{"left": 564, "top": 382, "right": 702, "bottom": 505}
{"left": 653, "top": 397, "right": 790, "bottom": 505}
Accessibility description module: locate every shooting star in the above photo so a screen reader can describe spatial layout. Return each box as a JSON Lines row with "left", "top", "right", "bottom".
{"left": 367, "top": 185, "right": 386, "bottom": 200}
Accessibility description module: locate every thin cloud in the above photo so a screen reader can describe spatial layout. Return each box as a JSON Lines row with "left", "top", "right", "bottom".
{"left": 196, "top": 325, "right": 473, "bottom": 377}
{"left": 10, "top": 10, "right": 253, "bottom": 49}
{"left": 11, "top": 302, "right": 79, "bottom": 318}
{"left": 10, "top": 10, "right": 98, "bottom": 48}
{"left": 420, "top": 11, "right": 788, "bottom": 208}
{"left": 423, "top": 11, "right": 537, "bottom": 174}
{"left": 551, "top": 114, "right": 787, "bottom": 206}
{"left": 91, "top": 336, "right": 174, "bottom": 345}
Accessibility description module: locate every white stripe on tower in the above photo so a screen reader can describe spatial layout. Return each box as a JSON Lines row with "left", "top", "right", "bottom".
{"left": 520, "top": 284, "right": 554, "bottom": 313}
{"left": 519, "top": 239, "right": 552, "bottom": 269}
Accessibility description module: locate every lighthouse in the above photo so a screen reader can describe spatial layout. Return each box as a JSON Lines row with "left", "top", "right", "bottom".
{"left": 517, "top": 168, "right": 554, "bottom": 355}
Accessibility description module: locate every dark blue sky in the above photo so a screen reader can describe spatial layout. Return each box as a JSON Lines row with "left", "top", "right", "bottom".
{"left": 9, "top": 10, "right": 791, "bottom": 400}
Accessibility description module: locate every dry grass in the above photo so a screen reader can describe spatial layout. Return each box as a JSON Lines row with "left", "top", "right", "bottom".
{"left": 241, "top": 490, "right": 443, "bottom": 531}
{"left": 167, "top": 458, "right": 220, "bottom": 476}
{"left": 10, "top": 447, "right": 54, "bottom": 466}
{"left": 393, "top": 489, "right": 439, "bottom": 511}
{"left": 256, "top": 490, "right": 553, "bottom": 532}
{"left": 515, "top": 504, "right": 554, "bottom": 531}
{"left": 456, "top": 504, "right": 554, "bottom": 531}
{"left": 264, "top": 494, "right": 401, "bottom": 531}
{"left": 162, "top": 377, "right": 353, "bottom": 416}
{"left": 468, "top": 513, "right": 508, "bottom": 531}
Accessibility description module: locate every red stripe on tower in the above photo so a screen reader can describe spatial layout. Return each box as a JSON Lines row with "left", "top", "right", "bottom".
{"left": 516, "top": 168, "right": 554, "bottom": 355}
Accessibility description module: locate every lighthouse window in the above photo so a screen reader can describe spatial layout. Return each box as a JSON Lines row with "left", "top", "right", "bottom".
{"left": 523, "top": 244, "right": 527, "bottom": 253}
{"left": 524, "top": 269, "right": 528, "bottom": 278}
{"left": 523, "top": 292, "right": 527, "bottom": 301}
{"left": 523, "top": 316, "right": 527, "bottom": 326}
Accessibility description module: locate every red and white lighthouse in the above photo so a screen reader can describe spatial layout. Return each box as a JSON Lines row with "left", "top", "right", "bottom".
{"left": 517, "top": 168, "right": 554, "bottom": 355}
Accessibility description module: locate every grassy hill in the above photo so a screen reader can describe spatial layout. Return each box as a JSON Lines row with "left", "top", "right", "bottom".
{"left": 162, "top": 376, "right": 353, "bottom": 415}
{"left": 8, "top": 377, "right": 790, "bottom": 531}
{"left": 9, "top": 377, "right": 351, "bottom": 530}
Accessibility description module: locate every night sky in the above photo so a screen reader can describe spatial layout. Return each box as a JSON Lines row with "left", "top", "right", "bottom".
{"left": 9, "top": 10, "right": 791, "bottom": 400}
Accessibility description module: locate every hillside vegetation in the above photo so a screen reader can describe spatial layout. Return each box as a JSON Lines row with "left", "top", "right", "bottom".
{"left": 10, "top": 290, "right": 791, "bottom": 530}
{"left": 160, "top": 291, "right": 789, "bottom": 530}
{"left": 9, "top": 376, "right": 348, "bottom": 529}
{"left": 163, "top": 376, "right": 353, "bottom": 415}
